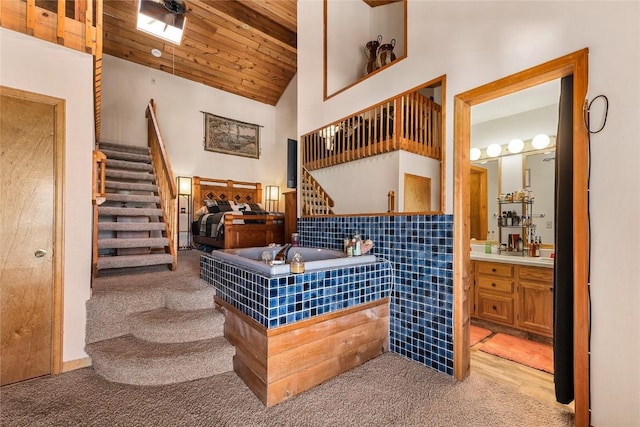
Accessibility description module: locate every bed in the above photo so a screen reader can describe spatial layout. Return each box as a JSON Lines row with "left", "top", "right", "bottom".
{"left": 191, "top": 176, "right": 285, "bottom": 250}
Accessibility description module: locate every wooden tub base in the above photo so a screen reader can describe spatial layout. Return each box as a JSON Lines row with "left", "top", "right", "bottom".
{"left": 216, "top": 296, "right": 390, "bottom": 406}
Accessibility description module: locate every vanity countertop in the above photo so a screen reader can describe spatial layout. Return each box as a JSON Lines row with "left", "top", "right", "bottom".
{"left": 470, "top": 251, "right": 554, "bottom": 268}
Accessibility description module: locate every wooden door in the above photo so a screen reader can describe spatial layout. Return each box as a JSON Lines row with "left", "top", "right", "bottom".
{"left": 0, "top": 89, "right": 61, "bottom": 385}
{"left": 403, "top": 173, "right": 431, "bottom": 212}
{"left": 469, "top": 165, "right": 487, "bottom": 240}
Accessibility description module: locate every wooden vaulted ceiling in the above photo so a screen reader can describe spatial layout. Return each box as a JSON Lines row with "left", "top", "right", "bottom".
{"left": 102, "top": 0, "right": 297, "bottom": 106}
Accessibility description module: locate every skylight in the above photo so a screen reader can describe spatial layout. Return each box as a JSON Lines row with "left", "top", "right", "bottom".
{"left": 136, "top": 0, "right": 186, "bottom": 45}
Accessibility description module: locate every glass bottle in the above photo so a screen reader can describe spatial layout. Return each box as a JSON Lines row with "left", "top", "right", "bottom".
{"left": 353, "top": 234, "right": 362, "bottom": 256}
{"left": 290, "top": 251, "right": 305, "bottom": 274}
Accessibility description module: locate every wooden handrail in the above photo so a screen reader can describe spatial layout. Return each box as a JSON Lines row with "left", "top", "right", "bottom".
{"left": 92, "top": 150, "right": 106, "bottom": 205}
{"left": 302, "top": 168, "right": 334, "bottom": 215}
{"left": 301, "top": 91, "right": 442, "bottom": 171}
{"left": 146, "top": 99, "right": 177, "bottom": 268}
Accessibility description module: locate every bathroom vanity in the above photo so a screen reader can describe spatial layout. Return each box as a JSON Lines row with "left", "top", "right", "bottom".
{"left": 470, "top": 252, "right": 554, "bottom": 338}
{"left": 201, "top": 248, "right": 393, "bottom": 406}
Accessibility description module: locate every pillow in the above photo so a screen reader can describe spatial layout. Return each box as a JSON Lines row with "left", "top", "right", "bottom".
{"left": 203, "top": 199, "right": 220, "bottom": 213}
{"left": 233, "top": 203, "right": 249, "bottom": 212}
{"left": 216, "top": 200, "right": 234, "bottom": 212}
{"left": 248, "top": 203, "right": 266, "bottom": 213}
{"left": 195, "top": 205, "right": 208, "bottom": 216}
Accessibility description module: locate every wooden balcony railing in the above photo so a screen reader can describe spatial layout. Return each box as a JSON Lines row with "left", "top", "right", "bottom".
{"left": 146, "top": 99, "right": 177, "bottom": 267}
{"left": 1, "top": 0, "right": 104, "bottom": 140}
{"left": 302, "top": 91, "right": 442, "bottom": 171}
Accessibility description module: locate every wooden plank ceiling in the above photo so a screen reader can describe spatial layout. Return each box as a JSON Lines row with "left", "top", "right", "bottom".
{"left": 103, "top": 0, "right": 297, "bottom": 106}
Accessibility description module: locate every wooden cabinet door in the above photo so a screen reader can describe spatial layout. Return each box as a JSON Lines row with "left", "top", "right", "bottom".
{"left": 477, "top": 292, "right": 514, "bottom": 325}
{"left": 518, "top": 280, "right": 553, "bottom": 336}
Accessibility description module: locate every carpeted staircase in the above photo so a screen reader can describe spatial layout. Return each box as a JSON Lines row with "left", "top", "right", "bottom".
{"left": 85, "top": 251, "right": 235, "bottom": 386}
{"left": 95, "top": 142, "right": 174, "bottom": 274}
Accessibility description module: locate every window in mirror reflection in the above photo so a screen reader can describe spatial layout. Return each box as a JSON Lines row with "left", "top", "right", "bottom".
{"left": 302, "top": 76, "right": 444, "bottom": 216}
{"left": 324, "top": 0, "right": 407, "bottom": 99}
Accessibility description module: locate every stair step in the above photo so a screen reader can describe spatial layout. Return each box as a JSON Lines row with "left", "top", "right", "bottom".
{"left": 98, "top": 206, "right": 163, "bottom": 217}
{"left": 129, "top": 308, "right": 224, "bottom": 343}
{"left": 98, "top": 142, "right": 150, "bottom": 155}
{"left": 85, "top": 334, "right": 234, "bottom": 385}
{"left": 105, "top": 180, "right": 158, "bottom": 192}
{"left": 100, "top": 149, "right": 151, "bottom": 163}
{"left": 105, "top": 169, "right": 155, "bottom": 182}
{"left": 107, "top": 159, "right": 154, "bottom": 172}
{"left": 99, "top": 222, "right": 166, "bottom": 232}
{"left": 98, "top": 237, "right": 169, "bottom": 249}
{"left": 97, "top": 253, "right": 174, "bottom": 270}
{"left": 105, "top": 193, "right": 160, "bottom": 203}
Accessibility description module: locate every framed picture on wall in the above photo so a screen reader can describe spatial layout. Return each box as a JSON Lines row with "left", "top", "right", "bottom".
{"left": 203, "top": 112, "right": 260, "bottom": 159}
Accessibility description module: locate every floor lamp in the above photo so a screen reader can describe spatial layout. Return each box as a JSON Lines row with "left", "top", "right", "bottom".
{"left": 177, "top": 176, "right": 192, "bottom": 250}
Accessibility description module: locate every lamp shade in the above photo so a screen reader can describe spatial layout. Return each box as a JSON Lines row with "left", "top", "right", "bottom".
{"left": 265, "top": 185, "right": 280, "bottom": 212}
{"left": 177, "top": 176, "right": 192, "bottom": 195}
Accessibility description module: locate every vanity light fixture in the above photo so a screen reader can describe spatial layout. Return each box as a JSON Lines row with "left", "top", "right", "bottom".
{"left": 486, "top": 143, "right": 502, "bottom": 158}
{"left": 532, "top": 134, "right": 551, "bottom": 150}
{"left": 470, "top": 147, "right": 482, "bottom": 161}
{"left": 507, "top": 138, "right": 524, "bottom": 153}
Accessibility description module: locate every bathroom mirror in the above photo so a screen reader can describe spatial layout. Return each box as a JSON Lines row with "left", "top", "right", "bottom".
{"left": 469, "top": 79, "right": 560, "bottom": 243}
{"left": 301, "top": 77, "right": 444, "bottom": 217}
{"left": 324, "top": 0, "right": 407, "bottom": 99}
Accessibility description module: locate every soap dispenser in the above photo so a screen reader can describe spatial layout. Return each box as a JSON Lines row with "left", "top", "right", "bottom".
{"left": 290, "top": 251, "right": 305, "bottom": 274}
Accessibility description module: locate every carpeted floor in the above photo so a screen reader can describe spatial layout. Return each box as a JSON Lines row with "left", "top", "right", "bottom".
{"left": 1, "top": 352, "right": 573, "bottom": 427}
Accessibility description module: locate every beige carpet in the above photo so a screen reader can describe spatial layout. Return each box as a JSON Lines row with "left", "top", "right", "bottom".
{"left": 1, "top": 352, "right": 573, "bottom": 427}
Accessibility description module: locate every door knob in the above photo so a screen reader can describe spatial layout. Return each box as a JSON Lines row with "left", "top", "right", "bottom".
{"left": 34, "top": 249, "right": 47, "bottom": 258}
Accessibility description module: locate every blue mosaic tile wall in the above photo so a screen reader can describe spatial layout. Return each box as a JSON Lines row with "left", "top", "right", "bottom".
{"left": 297, "top": 215, "right": 454, "bottom": 375}
{"left": 201, "top": 256, "right": 393, "bottom": 328}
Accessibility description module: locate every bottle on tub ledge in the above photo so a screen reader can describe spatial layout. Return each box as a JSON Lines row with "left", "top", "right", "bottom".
{"left": 352, "top": 234, "right": 362, "bottom": 256}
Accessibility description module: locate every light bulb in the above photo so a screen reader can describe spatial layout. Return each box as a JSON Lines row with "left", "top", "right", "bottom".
{"left": 507, "top": 138, "right": 524, "bottom": 153}
{"left": 532, "top": 134, "right": 550, "bottom": 149}
{"left": 486, "top": 143, "right": 502, "bottom": 158}
{"left": 470, "top": 147, "right": 481, "bottom": 161}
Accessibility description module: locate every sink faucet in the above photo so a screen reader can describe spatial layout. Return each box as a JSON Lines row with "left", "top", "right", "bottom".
{"left": 274, "top": 244, "right": 292, "bottom": 262}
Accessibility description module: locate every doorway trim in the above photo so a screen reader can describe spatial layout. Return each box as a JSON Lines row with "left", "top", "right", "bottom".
{"left": 452, "top": 49, "right": 589, "bottom": 425}
{"left": 1, "top": 86, "right": 65, "bottom": 376}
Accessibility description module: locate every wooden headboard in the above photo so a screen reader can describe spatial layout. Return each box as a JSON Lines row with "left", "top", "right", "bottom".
{"left": 192, "top": 176, "right": 263, "bottom": 216}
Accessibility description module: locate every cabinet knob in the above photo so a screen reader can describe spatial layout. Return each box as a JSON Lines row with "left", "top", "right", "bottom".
{"left": 491, "top": 282, "right": 496, "bottom": 287}
{"left": 492, "top": 305, "right": 497, "bottom": 311}
{"left": 491, "top": 268, "right": 497, "bottom": 272}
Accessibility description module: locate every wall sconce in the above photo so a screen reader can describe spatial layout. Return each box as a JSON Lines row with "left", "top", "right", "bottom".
{"left": 265, "top": 185, "right": 280, "bottom": 212}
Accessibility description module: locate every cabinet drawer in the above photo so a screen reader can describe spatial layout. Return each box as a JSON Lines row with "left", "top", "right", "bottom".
{"left": 477, "top": 293, "right": 514, "bottom": 325}
{"left": 477, "top": 262, "right": 513, "bottom": 278}
{"left": 477, "top": 276, "right": 513, "bottom": 293}
{"left": 519, "top": 265, "right": 553, "bottom": 283}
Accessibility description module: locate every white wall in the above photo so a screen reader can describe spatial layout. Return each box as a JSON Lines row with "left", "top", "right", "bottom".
{"left": 101, "top": 55, "right": 283, "bottom": 208}
{"left": 0, "top": 28, "right": 94, "bottom": 362}
{"left": 298, "top": 1, "right": 640, "bottom": 424}
{"left": 275, "top": 74, "right": 298, "bottom": 212}
{"left": 312, "top": 152, "right": 399, "bottom": 214}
